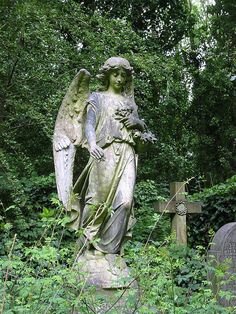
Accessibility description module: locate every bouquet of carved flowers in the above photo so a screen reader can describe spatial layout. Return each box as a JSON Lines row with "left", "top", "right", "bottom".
{"left": 133, "top": 129, "right": 157, "bottom": 152}
{"left": 115, "top": 107, "right": 133, "bottom": 121}
{"left": 115, "top": 106, "right": 157, "bottom": 152}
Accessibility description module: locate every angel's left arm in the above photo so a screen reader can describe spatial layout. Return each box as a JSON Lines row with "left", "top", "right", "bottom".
{"left": 131, "top": 109, "right": 146, "bottom": 131}
{"left": 122, "top": 103, "right": 146, "bottom": 131}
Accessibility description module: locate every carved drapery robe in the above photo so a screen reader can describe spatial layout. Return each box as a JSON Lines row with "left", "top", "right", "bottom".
{"left": 69, "top": 92, "right": 138, "bottom": 253}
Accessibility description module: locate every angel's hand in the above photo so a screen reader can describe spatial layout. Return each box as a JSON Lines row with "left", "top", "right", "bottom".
{"left": 119, "top": 116, "right": 138, "bottom": 129}
{"left": 54, "top": 135, "right": 71, "bottom": 151}
{"left": 89, "top": 144, "right": 105, "bottom": 162}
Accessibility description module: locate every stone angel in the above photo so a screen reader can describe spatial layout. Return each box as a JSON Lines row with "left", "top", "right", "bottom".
{"left": 53, "top": 57, "right": 156, "bottom": 255}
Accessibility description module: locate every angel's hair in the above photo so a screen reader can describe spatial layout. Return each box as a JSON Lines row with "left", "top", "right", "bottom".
{"left": 97, "top": 57, "right": 134, "bottom": 98}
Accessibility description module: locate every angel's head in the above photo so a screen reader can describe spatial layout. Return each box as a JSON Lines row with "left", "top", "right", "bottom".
{"left": 97, "top": 57, "right": 134, "bottom": 97}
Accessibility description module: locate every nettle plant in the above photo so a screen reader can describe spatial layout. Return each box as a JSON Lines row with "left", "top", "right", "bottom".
{"left": 1, "top": 201, "right": 87, "bottom": 313}
{"left": 125, "top": 239, "right": 236, "bottom": 314}
{"left": 0, "top": 198, "right": 235, "bottom": 313}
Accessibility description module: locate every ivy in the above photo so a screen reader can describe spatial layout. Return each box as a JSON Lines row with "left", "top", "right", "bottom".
{"left": 188, "top": 175, "right": 236, "bottom": 246}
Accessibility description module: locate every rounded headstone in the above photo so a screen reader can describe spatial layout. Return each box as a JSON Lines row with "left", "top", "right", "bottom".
{"left": 209, "top": 222, "right": 236, "bottom": 306}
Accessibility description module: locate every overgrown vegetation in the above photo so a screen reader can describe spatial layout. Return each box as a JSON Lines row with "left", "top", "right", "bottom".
{"left": 1, "top": 206, "right": 235, "bottom": 313}
{"left": 189, "top": 175, "right": 236, "bottom": 247}
{"left": 1, "top": 0, "right": 236, "bottom": 312}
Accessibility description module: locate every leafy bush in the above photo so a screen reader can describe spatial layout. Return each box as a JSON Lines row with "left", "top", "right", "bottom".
{"left": 188, "top": 175, "right": 236, "bottom": 246}
{"left": 1, "top": 192, "right": 235, "bottom": 313}
{"left": 1, "top": 223, "right": 235, "bottom": 313}
{"left": 127, "top": 240, "right": 235, "bottom": 313}
{"left": 0, "top": 173, "right": 59, "bottom": 255}
{"left": 133, "top": 180, "right": 170, "bottom": 243}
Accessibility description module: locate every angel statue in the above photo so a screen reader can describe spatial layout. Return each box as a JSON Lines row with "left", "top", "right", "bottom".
{"left": 53, "top": 57, "right": 156, "bottom": 255}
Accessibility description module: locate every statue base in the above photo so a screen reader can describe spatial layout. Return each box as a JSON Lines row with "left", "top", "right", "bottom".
{"left": 77, "top": 250, "right": 137, "bottom": 289}
{"left": 74, "top": 250, "right": 139, "bottom": 313}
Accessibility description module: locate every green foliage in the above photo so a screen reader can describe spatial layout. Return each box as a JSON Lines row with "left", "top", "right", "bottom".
{"left": 4, "top": 0, "right": 235, "bottom": 222}
{"left": 80, "top": 0, "right": 192, "bottom": 51}
{"left": 127, "top": 241, "right": 235, "bottom": 313}
{"left": 1, "top": 1, "right": 236, "bottom": 312}
{"left": 185, "top": 0, "right": 236, "bottom": 183}
{"left": 0, "top": 0, "right": 200, "bottom": 204}
{"left": 209, "top": 0, "right": 236, "bottom": 52}
{"left": 133, "top": 52, "right": 197, "bottom": 182}
{"left": 1, "top": 212, "right": 235, "bottom": 313}
{"left": 0, "top": 241, "right": 89, "bottom": 313}
{"left": 189, "top": 54, "right": 236, "bottom": 182}
{"left": 0, "top": 0, "right": 235, "bottom": 196}
{"left": 0, "top": 173, "right": 57, "bottom": 251}
{"left": 188, "top": 175, "right": 236, "bottom": 246}
{"left": 133, "top": 180, "right": 170, "bottom": 243}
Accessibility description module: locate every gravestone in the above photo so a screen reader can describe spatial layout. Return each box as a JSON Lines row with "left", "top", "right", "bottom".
{"left": 209, "top": 222, "right": 236, "bottom": 306}
{"left": 154, "top": 182, "right": 202, "bottom": 244}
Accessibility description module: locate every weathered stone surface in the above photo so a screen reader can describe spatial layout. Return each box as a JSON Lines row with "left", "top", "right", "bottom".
{"left": 74, "top": 251, "right": 139, "bottom": 313}
{"left": 154, "top": 182, "right": 202, "bottom": 244}
{"left": 209, "top": 222, "right": 236, "bottom": 306}
{"left": 53, "top": 57, "right": 155, "bottom": 254}
{"left": 77, "top": 250, "right": 137, "bottom": 289}
{"left": 53, "top": 57, "right": 156, "bottom": 312}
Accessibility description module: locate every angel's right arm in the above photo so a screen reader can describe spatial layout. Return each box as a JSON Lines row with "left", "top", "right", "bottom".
{"left": 85, "top": 106, "right": 97, "bottom": 147}
{"left": 85, "top": 106, "right": 105, "bottom": 161}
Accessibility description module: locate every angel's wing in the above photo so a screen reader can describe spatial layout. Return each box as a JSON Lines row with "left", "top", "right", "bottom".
{"left": 53, "top": 69, "right": 90, "bottom": 207}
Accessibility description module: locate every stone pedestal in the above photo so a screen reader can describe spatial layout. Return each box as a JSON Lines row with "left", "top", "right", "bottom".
{"left": 74, "top": 250, "right": 139, "bottom": 313}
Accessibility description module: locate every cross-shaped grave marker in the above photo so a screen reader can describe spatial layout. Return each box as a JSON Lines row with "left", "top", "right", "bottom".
{"left": 154, "top": 182, "right": 202, "bottom": 245}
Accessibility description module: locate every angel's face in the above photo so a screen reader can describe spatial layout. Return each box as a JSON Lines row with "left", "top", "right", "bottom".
{"left": 108, "top": 68, "right": 127, "bottom": 93}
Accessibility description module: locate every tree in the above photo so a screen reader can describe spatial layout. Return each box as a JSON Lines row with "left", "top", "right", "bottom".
{"left": 79, "top": 0, "right": 192, "bottom": 51}
{"left": 186, "top": 0, "right": 236, "bottom": 183}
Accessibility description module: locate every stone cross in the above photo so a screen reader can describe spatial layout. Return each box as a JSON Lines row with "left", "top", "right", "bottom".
{"left": 154, "top": 182, "right": 202, "bottom": 245}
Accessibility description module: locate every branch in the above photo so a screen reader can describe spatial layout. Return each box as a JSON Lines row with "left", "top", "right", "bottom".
{"left": 7, "top": 58, "right": 19, "bottom": 88}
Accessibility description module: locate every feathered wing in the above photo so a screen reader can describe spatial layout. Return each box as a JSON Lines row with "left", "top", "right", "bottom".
{"left": 53, "top": 69, "right": 90, "bottom": 207}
